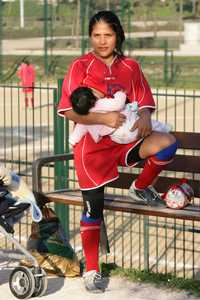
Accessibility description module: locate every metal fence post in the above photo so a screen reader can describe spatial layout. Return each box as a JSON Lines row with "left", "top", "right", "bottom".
{"left": 170, "top": 50, "right": 174, "bottom": 83}
{"left": 80, "top": 0, "right": 88, "bottom": 55}
{"left": 164, "top": 40, "right": 175, "bottom": 85}
{"left": 0, "top": 0, "right": 3, "bottom": 79}
{"left": 143, "top": 216, "right": 150, "bottom": 271}
{"left": 44, "top": 0, "right": 48, "bottom": 76}
{"left": 163, "top": 40, "right": 169, "bottom": 85}
{"left": 53, "top": 79, "right": 69, "bottom": 236}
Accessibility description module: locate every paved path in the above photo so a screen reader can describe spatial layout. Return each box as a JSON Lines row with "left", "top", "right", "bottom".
{"left": 2, "top": 33, "right": 200, "bottom": 56}
{"left": 0, "top": 267, "right": 199, "bottom": 300}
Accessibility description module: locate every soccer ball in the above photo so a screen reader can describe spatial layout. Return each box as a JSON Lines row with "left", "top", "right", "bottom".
{"left": 162, "top": 179, "right": 194, "bottom": 209}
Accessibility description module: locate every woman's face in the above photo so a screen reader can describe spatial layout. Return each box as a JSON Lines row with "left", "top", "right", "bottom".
{"left": 90, "top": 21, "right": 117, "bottom": 64}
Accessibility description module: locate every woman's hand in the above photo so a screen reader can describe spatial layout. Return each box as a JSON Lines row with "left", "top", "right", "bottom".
{"left": 102, "top": 112, "right": 126, "bottom": 128}
{"left": 131, "top": 109, "right": 152, "bottom": 139}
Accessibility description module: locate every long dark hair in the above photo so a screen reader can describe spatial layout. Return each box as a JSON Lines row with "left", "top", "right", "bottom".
{"left": 89, "top": 10, "right": 125, "bottom": 57}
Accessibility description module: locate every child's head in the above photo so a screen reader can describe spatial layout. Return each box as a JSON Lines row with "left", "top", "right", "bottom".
{"left": 22, "top": 58, "right": 30, "bottom": 65}
{"left": 70, "top": 87, "right": 97, "bottom": 115}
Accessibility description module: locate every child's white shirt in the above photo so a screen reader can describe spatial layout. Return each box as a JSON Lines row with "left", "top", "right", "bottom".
{"left": 69, "top": 91, "right": 170, "bottom": 146}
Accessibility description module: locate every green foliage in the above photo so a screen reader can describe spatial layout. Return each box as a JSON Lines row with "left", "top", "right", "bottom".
{"left": 1, "top": 0, "right": 199, "bottom": 26}
{"left": 1, "top": 55, "right": 200, "bottom": 90}
{"left": 101, "top": 263, "right": 200, "bottom": 296}
{"left": 3, "top": 0, "right": 43, "bottom": 18}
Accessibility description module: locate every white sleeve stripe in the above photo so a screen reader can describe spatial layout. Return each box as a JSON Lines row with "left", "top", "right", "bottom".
{"left": 131, "top": 80, "right": 136, "bottom": 100}
{"left": 86, "top": 58, "right": 95, "bottom": 74}
{"left": 82, "top": 58, "right": 95, "bottom": 85}
{"left": 121, "top": 60, "right": 146, "bottom": 103}
{"left": 120, "top": 60, "right": 133, "bottom": 71}
{"left": 121, "top": 60, "right": 136, "bottom": 101}
{"left": 137, "top": 65, "right": 145, "bottom": 104}
{"left": 67, "top": 58, "right": 87, "bottom": 94}
{"left": 57, "top": 107, "right": 72, "bottom": 117}
{"left": 67, "top": 60, "right": 80, "bottom": 94}
{"left": 138, "top": 105, "right": 155, "bottom": 110}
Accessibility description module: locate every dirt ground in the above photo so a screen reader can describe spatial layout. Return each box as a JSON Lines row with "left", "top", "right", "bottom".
{"left": 0, "top": 264, "right": 199, "bottom": 300}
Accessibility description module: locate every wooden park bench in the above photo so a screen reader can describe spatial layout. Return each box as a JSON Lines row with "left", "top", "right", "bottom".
{"left": 32, "top": 131, "right": 200, "bottom": 269}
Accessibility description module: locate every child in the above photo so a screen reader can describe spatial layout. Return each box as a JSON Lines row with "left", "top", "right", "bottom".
{"left": 17, "top": 59, "right": 35, "bottom": 108}
{"left": 69, "top": 87, "right": 170, "bottom": 146}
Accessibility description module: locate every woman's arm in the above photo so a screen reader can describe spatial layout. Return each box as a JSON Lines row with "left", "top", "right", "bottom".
{"left": 130, "top": 62, "right": 155, "bottom": 138}
{"left": 64, "top": 109, "right": 126, "bottom": 129}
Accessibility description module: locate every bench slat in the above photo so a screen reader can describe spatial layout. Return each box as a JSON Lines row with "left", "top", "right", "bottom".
{"left": 123, "top": 155, "right": 200, "bottom": 173}
{"left": 174, "top": 132, "right": 200, "bottom": 149}
{"left": 167, "top": 155, "right": 200, "bottom": 173}
{"left": 33, "top": 131, "right": 200, "bottom": 224}
{"left": 45, "top": 191, "right": 200, "bottom": 221}
{"left": 107, "top": 174, "right": 200, "bottom": 197}
{"left": 129, "top": 155, "right": 200, "bottom": 173}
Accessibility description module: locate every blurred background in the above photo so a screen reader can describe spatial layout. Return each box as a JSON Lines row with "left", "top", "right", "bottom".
{"left": 0, "top": 0, "right": 200, "bottom": 88}
{"left": 1, "top": 1, "right": 200, "bottom": 279}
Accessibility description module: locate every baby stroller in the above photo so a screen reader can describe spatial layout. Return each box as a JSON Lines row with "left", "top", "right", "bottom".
{"left": 0, "top": 166, "right": 47, "bottom": 299}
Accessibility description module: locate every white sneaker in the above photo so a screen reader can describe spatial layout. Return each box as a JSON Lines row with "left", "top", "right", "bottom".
{"left": 83, "top": 270, "right": 105, "bottom": 293}
{"left": 129, "top": 181, "right": 165, "bottom": 207}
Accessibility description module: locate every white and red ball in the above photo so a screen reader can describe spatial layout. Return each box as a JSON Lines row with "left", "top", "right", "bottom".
{"left": 162, "top": 179, "right": 194, "bottom": 209}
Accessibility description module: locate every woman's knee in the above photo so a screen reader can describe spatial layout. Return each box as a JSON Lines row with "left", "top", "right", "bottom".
{"left": 163, "top": 132, "right": 176, "bottom": 146}
{"left": 153, "top": 132, "right": 176, "bottom": 148}
{"left": 139, "top": 132, "right": 177, "bottom": 158}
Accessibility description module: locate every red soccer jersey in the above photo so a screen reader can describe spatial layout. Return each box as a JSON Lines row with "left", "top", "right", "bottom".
{"left": 17, "top": 63, "right": 35, "bottom": 93}
{"left": 57, "top": 52, "right": 155, "bottom": 190}
{"left": 57, "top": 52, "right": 155, "bottom": 116}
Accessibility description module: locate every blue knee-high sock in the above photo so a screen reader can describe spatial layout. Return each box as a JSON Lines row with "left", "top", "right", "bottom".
{"left": 135, "top": 141, "right": 178, "bottom": 189}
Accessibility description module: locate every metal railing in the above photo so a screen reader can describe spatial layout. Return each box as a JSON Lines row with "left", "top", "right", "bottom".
{"left": 0, "top": 83, "right": 200, "bottom": 279}
{"left": 0, "top": 83, "right": 56, "bottom": 172}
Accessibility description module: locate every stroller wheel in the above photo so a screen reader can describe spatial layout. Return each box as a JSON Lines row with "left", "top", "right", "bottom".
{"left": 9, "top": 266, "right": 35, "bottom": 299}
{"left": 32, "top": 268, "right": 48, "bottom": 297}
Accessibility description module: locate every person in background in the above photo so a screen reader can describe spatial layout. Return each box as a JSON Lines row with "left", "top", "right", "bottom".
{"left": 17, "top": 58, "right": 35, "bottom": 108}
{"left": 57, "top": 10, "right": 178, "bottom": 293}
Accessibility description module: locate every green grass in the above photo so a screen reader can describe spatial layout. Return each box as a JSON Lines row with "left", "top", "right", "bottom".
{"left": 101, "top": 263, "right": 200, "bottom": 297}
{"left": 1, "top": 55, "right": 77, "bottom": 82}
{"left": 1, "top": 55, "right": 200, "bottom": 90}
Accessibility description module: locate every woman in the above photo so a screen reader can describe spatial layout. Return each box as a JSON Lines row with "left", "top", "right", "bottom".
{"left": 58, "top": 11, "right": 177, "bottom": 293}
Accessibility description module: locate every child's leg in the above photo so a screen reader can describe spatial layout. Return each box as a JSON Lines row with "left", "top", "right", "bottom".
{"left": 151, "top": 119, "right": 171, "bottom": 133}
{"left": 69, "top": 124, "right": 88, "bottom": 146}
{"left": 25, "top": 96, "right": 28, "bottom": 107}
{"left": 31, "top": 97, "right": 34, "bottom": 108}
{"left": 31, "top": 90, "right": 34, "bottom": 108}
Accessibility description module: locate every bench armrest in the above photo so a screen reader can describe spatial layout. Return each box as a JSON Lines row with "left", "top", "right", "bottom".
{"left": 32, "top": 153, "right": 74, "bottom": 193}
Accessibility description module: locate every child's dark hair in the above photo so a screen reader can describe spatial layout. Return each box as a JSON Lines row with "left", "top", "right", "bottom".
{"left": 89, "top": 10, "right": 125, "bottom": 56}
{"left": 70, "top": 87, "right": 97, "bottom": 115}
{"left": 22, "top": 58, "right": 30, "bottom": 65}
